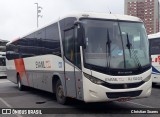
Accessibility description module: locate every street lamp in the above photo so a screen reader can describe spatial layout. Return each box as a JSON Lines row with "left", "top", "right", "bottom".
{"left": 35, "top": 3, "right": 43, "bottom": 28}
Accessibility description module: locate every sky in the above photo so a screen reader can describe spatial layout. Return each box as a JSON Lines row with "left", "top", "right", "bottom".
{"left": 0, "top": 0, "right": 124, "bottom": 41}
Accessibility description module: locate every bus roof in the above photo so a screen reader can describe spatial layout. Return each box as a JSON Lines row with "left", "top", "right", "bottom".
{"left": 148, "top": 32, "right": 160, "bottom": 39}
{"left": 60, "top": 12, "right": 143, "bottom": 22}
{"left": 8, "top": 12, "right": 143, "bottom": 45}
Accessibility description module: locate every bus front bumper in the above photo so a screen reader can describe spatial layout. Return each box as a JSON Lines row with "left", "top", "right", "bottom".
{"left": 83, "top": 77, "right": 152, "bottom": 103}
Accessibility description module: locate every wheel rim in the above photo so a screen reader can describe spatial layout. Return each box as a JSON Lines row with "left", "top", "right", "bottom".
{"left": 57, "top": 85, "right": 64, "bottom": 99}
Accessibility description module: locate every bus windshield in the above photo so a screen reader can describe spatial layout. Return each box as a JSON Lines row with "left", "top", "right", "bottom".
{"left": 82, "top": 19, "right": 150, "bottom": 70}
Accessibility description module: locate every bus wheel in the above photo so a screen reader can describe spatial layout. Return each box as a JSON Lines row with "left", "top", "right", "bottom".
{"left": 17, "top": 75, "right": 24, "bottom": 91}
{"left": 56, "top": 80, "right": 67, "bottom": 104}
{"left": 152, "top": 83, "right": 157, "bottom": 86}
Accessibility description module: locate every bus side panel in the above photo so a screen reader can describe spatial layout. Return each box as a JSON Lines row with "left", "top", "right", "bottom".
{"left": 64, "top": 59, "right": 84, "bottom": 100}
{"left": 26, "top": 71, "right": 34, "bottom": 87}
{"left": 20, "top": 72, "right": 29, "bottom": 86}
{"left": 6, "top": 60, "right": 17, "bottom": 84}
{"left": 22, "top": 55, "right": 64, "bottom": 93}
{"left": 65, "top": 60, "right": 77, "bottom": 98}
{"left": 151, "top": 74, "right": 160, "bottom": 83}
{"left": 151, "top": 55, "right": 160, "bottom": 83}
{"left": 75, "top": 69, "right": 84, "bottom": 100}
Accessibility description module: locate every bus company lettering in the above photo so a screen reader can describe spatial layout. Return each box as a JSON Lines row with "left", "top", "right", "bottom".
{"left": 105, "top": 77, "right": 142, "bottom": 82}
{"left": 35, "top": 61, "right": 51, "bottom": 68}
{"left": 105, "top": 78, "right": 118, "bottom": 82}
{"left": 128, "top": 77, "right": 142, "bottom": 81}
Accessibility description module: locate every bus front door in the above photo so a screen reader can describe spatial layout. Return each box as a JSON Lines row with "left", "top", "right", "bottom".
{"left": 64, "top": 28, "right": 77, "bottom": 98}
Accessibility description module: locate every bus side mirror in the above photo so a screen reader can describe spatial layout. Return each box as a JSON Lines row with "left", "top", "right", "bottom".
{"left": 74, "top": 21, "right": 86, "bottom": 49}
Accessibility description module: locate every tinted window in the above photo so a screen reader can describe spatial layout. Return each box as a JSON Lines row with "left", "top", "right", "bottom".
{"left": 36, "top": 29, "right": 45, "bottom": 40}
{"left": 60, "top": 17, "right": 77, "bottom": 62}
{"left": 74, "top": 28, "right": 81, "bottom": 68}
{"left": 6, "top": 23, "right": 61, "bottom": 60}
{"left": 20, "top": 33, "right": 36, "bottom": 58}
{"left": 149, "top": 38, "right": 160, "bottom": 55}
{"left": 6, "top": 42, "right": 19, "bottom": 60}
{"left": 44, "top": 23, "right": 61, "bottom": 56}
{"left": 46, "top": 24, "right": 59, "bottom": 40}
{"left": 64, "top": 29, "right": 74, "bottom": 62}
{"left": 60, "top": 17, "right": 77, "bottom": 40}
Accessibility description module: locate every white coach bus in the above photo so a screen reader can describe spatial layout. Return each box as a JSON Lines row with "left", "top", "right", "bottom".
{"left": 6, "top": 12, "right": 152, "bottom": 104}
{"left": 148, "top": 32, "right": 160, "bottom": 84}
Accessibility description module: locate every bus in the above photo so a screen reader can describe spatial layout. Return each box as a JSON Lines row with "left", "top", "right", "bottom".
{"left": 0, "top": 39, "right": 8, "bottom": 78}
{"left": 6, "top": 12, "right": 152, "bottom": 104}
{"left": 148, "top": 32, "right": 160, "bottom": 84}
{"left": 0, "top": 52, "right": 6, "bottom": 77}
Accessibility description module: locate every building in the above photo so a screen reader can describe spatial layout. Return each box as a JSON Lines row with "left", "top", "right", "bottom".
{"left": 124, "top": 0, "right": 160, "bottom": 34}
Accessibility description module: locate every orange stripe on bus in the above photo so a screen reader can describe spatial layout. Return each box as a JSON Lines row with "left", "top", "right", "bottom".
{"left": 14, "top": 59, "right": 29, "bottom": 85}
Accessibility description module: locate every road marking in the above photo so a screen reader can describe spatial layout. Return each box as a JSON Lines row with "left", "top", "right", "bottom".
{"left": 127, "top": 101, "right": 155, "bottom": 108}
{"left": 0, "top": 98, "right": 12, "bottom": 108}
{"left": 0, "top": 81, "right": 10, "bottom": 84}
{"left": 0, "top": 98, "right": 23, "bottom": 117}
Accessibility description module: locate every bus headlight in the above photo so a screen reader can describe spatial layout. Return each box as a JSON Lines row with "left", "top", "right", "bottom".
{"left": 83, "top": 73, "right": 105, "bottom": 85}
{"left": 142, "top": 74, "right": 151, "bottom": 82}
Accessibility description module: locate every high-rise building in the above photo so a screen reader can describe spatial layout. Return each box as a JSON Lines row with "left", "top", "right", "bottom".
{"left": 124, "top": 0, "right": 160, "bottom": 34}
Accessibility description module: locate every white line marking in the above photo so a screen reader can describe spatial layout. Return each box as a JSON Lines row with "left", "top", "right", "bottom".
{"left": 0, "top": 98, "right": 12, "bottom": 108}
{"left": 0, "top": 81, "right": 10, "bottom": 84}
{"left": 127, "top": 101, "right": 155, "bottom": 108}
{"left": 0, "top": 98, "right": 23, "bottom": 117}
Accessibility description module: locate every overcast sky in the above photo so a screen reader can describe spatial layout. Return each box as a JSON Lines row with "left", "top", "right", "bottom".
{"left": 0, "top": 0, "right": 124, "bottom": 41}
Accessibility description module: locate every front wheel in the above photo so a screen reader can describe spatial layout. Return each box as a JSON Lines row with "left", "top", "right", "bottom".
{"left": 56, "top": 80, "right": 67, "bottom": 104}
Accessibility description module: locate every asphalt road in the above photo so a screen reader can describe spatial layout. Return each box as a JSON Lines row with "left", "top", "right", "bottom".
{"left": 0, "top": 78, "right": 160, "bottom": 117}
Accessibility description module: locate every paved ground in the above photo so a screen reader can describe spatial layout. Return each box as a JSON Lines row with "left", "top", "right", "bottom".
{"left": 0, "top": 78, "right": 160, "bottom": 117}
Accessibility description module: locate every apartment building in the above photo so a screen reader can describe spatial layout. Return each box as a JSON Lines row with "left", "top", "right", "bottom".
{"left": 124, "top": 0, "right": 160, "bottom": 34}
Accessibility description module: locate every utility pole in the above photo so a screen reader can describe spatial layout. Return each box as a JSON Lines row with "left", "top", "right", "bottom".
{"left": 35, "top": 3, "right": 42, "bottom": 28}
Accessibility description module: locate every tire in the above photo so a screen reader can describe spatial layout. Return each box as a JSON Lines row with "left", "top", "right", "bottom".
{"left": 152, "top": 82, "right": 157, "bottom": 86}
{"left": 56, "top": 79, "right": 67, "bottom": 104}
{"left": 17, "top": 75, "right": 24, "bottom": 91}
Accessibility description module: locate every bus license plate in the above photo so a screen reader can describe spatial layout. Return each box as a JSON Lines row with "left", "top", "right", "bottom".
{"left": 117, "top": 98, "right": 130, "bottom": 102}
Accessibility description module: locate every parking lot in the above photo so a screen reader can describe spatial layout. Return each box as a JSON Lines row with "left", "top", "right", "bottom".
{"left": 0, "top": 78, "right": 160, "bottom": 117}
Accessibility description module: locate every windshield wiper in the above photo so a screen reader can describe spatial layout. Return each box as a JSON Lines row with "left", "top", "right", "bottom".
{"left": 126, "top": 34, "right": 132, "bottom": 57}
{"left": 126, "top": 33, "right": 142, "bottom": 70}
{"left": 106, "top": 29, "right": 111, "bottom": 56}
{"left": 106, "top": 29, "right": 111, "bottom": 70}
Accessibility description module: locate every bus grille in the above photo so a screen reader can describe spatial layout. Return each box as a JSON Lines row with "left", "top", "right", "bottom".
{"left": 101, "top": 81, "right": 144, "bottom": 89}
{"left": 106, "top": 90, "right": 142, "bottom": 99}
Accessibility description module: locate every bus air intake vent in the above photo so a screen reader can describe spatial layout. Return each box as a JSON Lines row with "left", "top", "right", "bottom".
{"left": 106, "top": 90, "right": 142, "bottom": 99}
{"left": 101, "top": 81, "right": 144, "bottom": 89}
